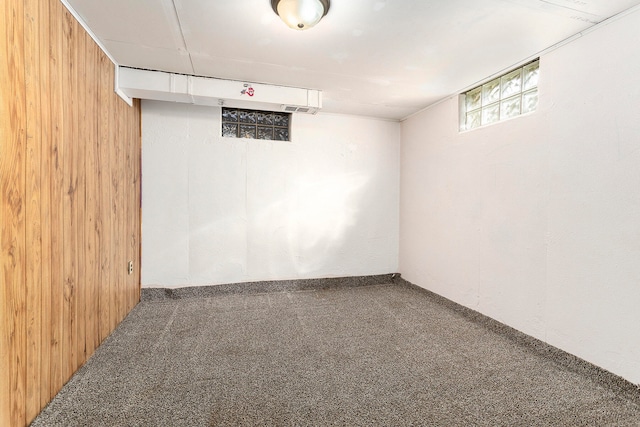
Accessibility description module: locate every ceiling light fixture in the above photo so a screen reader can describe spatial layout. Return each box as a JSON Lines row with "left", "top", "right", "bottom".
{"left": 271, "top": 0, "right": 330, "bottom": 31}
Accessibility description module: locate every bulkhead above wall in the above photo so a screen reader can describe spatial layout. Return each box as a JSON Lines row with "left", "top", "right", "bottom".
{"left": 116, "top": 67, "right": 322, "bottom": 114}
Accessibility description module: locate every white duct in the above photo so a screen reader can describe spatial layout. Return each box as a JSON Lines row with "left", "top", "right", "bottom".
{"left": 115, "top": 67, "right": 322, "bottom": 114}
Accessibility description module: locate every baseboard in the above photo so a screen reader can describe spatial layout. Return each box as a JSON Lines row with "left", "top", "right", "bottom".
{"left": 393, "top": 276, "right": 640, "bottom": 404}
{"left": 141, "top": 273, "right": 399, "bottom": 301}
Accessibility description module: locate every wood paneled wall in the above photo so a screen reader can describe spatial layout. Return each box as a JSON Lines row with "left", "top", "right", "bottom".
{"left": 1, "top": 0, "right": 141, "bottom": 425}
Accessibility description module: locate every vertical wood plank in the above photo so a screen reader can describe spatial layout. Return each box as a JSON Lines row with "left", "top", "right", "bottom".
{"left": 136, "top": 100, "right": 142, "bottom": 304}
{"left": 111, "top": 100, "right": 119, "bottom": 326}
{"left": 133, "top": 100, "right": 142, "bottom": 306}
{"left": 48, "top": 0, "right": 64, "bottom": 399}
{"left": 97, "top": 52, "right": 112, "bottom": 343}
{"left": 85, "top": 37, "right": 100, "bottom": 356}
{"left": 114, "top": 99, "right": 124, "bottom": 325}
{"left": 23, "top": 0, "right": 43, "bottom": 422}
{"left": 125, "top": 101, "right": 134, "bottom": 312}
{"left": 75, "top": 25, "right": 87, "bottom": 368}
{"left": 128, "top": 100, "right": 136, "bottom": 311}
{"left": 109, "top": 75, "right": 118, "bottom": 331}
{"left": 123, "top": 99, "right": 130, "bottom": 313}
{"left": 1, "top": 0, "right": 27, "bottom": 424}
{"left": 61, "top": 8, "right": 78, "bottom": 382}
{"left": 38, "top": 0, "right": 52, "bottom": 409}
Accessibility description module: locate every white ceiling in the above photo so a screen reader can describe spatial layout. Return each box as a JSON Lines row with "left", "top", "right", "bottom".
{"left": 68, "top": 0, "right": 640, "bottom": 120}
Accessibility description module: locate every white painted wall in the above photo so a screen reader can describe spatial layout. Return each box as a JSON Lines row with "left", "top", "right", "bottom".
{"left": 400, "top": 10, "right": 640, "bottom": 384}
{"left": 142, "top": 101, "right": 400, "bottom": 288}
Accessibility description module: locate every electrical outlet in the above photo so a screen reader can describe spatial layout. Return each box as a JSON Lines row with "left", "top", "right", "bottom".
{"left": 128, "top": 261, "right": 133, "bottom": 275}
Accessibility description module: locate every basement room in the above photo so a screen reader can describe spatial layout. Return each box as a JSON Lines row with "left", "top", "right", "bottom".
{"left": 2, "top": 0, "right": 640, "bottom": 425}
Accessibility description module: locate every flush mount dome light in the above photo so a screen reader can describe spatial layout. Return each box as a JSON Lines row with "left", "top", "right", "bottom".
{"left": 271, "top": 0, "right": 330, "bottom": 30}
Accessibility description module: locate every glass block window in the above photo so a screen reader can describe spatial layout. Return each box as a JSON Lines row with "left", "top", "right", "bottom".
{"left": 462, "top": 59, "right": 539, "bottom": 131}
{"left": 221, "top": 108, "right": 290, "bottom": 141}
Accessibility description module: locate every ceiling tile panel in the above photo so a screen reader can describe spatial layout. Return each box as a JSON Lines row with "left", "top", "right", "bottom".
{"left": 68, "top": 0, "right": 186, "bottom": 50}
{"left": 104, "top": 40, "right": 194, "bottom": 75}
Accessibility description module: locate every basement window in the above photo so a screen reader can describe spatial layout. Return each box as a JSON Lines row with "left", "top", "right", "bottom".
{"left": 221, "top": 108, "right": 291, "bottom": 141}
{"left": 461, "top": 59, "right": 539, "bottom": 131}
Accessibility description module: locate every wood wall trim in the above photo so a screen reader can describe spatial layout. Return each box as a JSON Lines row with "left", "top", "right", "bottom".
{"left": 1, "top": 1, "right": 142, "bottom": 425}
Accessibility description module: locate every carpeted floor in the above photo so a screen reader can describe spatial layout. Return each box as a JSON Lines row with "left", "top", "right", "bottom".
{"left": 32, "top": 278, "right": 640, "bottom": 426}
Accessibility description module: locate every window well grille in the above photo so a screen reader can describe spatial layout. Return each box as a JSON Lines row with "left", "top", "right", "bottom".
{"left": 222, "top": 108, "right": 291, "bottom": 141}
{"left": 461, "top": 59, "right": 539, "bottom": 131}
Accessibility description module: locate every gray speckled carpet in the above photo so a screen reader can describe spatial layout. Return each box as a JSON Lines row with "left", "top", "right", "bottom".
{"left": 32, "top": 278, "right": 640, "bottom": 426}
